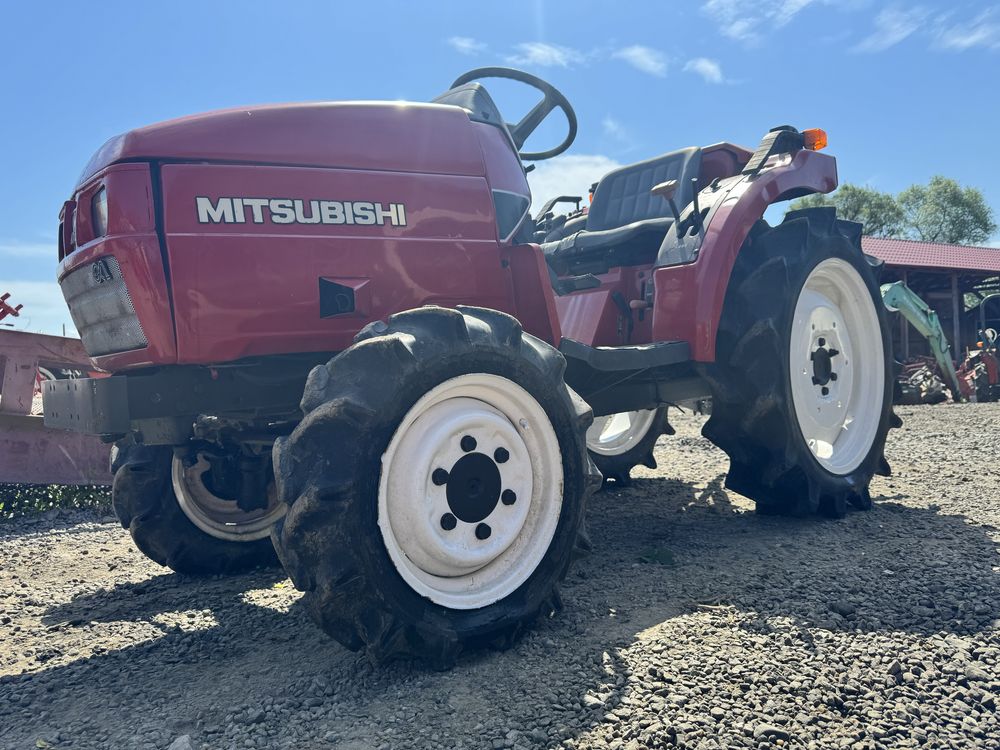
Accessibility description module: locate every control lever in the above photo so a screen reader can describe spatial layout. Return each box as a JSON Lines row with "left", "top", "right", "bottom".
{"left": 651, "top": 179, "right": 706, "bottom": 239}
{"left": 651, "top": 180, "right": 684, "bottom": 238}
{"left": 690, "top": 177, "right": 705, "bottom": 237}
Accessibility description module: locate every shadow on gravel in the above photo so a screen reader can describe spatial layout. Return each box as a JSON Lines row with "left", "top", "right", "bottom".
{"left": 592, "top": 474, "right": 1000, "bottom": 639}
{"left": 5, "top": 475, "right": 998, "bottom": 749}
{"left": 40, "top": 568, "right": 289, "bottom": 628}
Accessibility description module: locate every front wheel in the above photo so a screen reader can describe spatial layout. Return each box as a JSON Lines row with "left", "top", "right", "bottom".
{"left": 271, "top": 306, "right": 599, "bottom": 666}
{"left": 701, "top": 208, "right": 899, "bottom": 517}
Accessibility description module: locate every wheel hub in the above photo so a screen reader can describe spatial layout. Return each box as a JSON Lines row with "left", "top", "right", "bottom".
{"left": 172, "top": 452, "right": 285, "bottom": 541}
{"left": 810, "top": 336, "right": 840, "bottom": 393}
{"left": 381, "top": 394, "right": 537, "bottom": 580}
{"left": 586, "top": 409, "right": 658, "bottom": 456}
{"left": 378, "top": 375, "right": 564, "bottom": 610}
{"left": 789, "top": 258, "right": 884, "bottom": 475}
{"left": 442, "top": 449, "right": 502, "bottom": 524}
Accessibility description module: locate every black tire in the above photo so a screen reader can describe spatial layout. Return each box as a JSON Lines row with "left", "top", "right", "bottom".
{"left": 700, "top": 207, "right": 900, "bottom": 518}
{"left": 271, "top": 306, "right": 600, "bottom": 666}
{"left": 111, "top": 441, "right": 279, "bottom": 574}
{"left": 588, "top": 406, "right": 673, "bottom": 486}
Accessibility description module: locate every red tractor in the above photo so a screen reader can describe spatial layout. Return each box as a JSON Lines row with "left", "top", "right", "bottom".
{"left": 44, "top": 68, "right": 897, "bottom": 665}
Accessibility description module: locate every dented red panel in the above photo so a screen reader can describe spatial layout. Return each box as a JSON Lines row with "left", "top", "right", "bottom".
{"left": 652, "top": 149, "right": 838, "bottom": 362}
{"left": 0, "top": 416, "right": 112, "bottom": 485}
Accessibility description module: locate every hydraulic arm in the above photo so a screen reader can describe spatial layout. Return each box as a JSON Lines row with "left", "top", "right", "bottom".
{"left": 881, "top": 281, "right": 964, "bottom": 402}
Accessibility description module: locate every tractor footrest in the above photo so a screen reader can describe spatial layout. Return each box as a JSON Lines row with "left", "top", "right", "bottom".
{"left": 559, "top": 338, "right": 690, "bottom": 372}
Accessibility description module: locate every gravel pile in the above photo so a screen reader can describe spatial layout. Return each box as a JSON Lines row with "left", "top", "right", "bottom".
{"left": 2, "top": 403, "right": 998, "bottom": 749}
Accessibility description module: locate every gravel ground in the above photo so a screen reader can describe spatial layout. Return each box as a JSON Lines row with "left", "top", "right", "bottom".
{"left": 2, "top": 404, "right": 998, "bottom": 750}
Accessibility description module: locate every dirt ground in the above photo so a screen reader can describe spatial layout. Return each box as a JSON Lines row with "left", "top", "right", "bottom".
{"left": 1, "top": 404, "right": 998, "bottom": 750}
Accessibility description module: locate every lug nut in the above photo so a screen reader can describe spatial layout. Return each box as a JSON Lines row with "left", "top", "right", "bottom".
{"left": 475, "top": 523, "right": 491, "bottom": 540}
{"left": 818, "top": 337, "right": 826, "bottom": 346}
{"left": 440, "top": 513, "right": 457, "bottom": 530}
{"left": 432, "top": 468, "right": 449, "bottom": 486}
{"left": 460, "top": 435, "right": 477, "bottom": 452}
{"left": 821, "top": 386, "right": 829, "bottom": 396}
{"left": 501, "top": 489, "right": 517, "bottom": 505}
{"left": 830, "top": 373, "right": 838, "bottom": 381}
{"left": 494, "top": 447, "right": 510, "bottom": 464}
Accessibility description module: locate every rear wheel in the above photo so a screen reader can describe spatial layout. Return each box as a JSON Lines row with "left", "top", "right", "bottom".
{"left": 701, "top": 208, "right": 898, "bottom": 517}
{"left": 586, "top": 407, "right": 671, "bottom": 485}
{"left": 112, "top": 442, "right": 281, "bottom": 574}
{"left": 271, "top": 306, "right": 599, "bottom": 666}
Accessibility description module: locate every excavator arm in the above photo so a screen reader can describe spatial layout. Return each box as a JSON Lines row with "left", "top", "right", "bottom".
{"left": 881, "top": 281, "right": 964, "bottom": 402}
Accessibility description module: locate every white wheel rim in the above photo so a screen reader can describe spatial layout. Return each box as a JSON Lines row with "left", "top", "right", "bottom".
{"left": 789, "top": 258, "right": 884, "bottom": 475}
{"left": 172, "top": 453, "right": 285, "bottom": 541}
{"left": 378, "top": 373, "right": 563, "bottom": 610}
{"left": 586, "top": 409, "right": 658, "bottom": 456}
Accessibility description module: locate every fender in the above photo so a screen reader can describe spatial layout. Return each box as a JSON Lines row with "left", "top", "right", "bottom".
{"left": 501, "top": 243, "right": 563, "bottom": 345}
{"left": 651, "top": 148, "right": 838, "bottom": 362}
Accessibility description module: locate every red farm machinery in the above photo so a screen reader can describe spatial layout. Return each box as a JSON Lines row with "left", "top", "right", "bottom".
{"left": 42, "top": 68, "right": 897, "bottom": 664}
{"left": 1, "top": 293, "right": 110, "bottom": 490}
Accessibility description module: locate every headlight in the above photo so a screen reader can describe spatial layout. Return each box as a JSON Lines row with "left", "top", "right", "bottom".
{"left": 91, "top": 187, "right": 108, "bottom": 237}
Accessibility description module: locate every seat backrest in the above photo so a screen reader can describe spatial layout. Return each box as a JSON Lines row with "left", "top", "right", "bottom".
{"left": 586, "top": 147, "right": 702, "bottom": 232}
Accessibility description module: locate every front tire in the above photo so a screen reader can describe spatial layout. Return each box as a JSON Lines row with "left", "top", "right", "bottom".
{"left": 701, "top": 208, "right": 898, "bottom": 518}
{"left": 271, "top": 306, "right": 599, "bottom": 666}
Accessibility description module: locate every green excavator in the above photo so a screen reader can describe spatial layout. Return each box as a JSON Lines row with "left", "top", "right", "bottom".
{"left": 881, "top": 281, "right": 964, "bottom": 402}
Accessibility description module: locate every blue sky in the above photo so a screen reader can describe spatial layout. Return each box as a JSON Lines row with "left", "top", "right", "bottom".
{"left": 1, "top": 0, "right": 999, "bottom": 334}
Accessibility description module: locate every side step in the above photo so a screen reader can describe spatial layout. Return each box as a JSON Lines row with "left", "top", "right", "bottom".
{"left": 558, "top": 338, "right": 690, "bottom": 371}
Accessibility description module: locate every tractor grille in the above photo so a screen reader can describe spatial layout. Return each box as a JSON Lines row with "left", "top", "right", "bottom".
{"left": 60, "top": 256, "right": 147, "bottom": 357}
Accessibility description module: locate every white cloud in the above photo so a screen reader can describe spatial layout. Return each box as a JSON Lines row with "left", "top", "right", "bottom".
{"left": 852, "top": 6, "right": 929, "bottom": 53}
{"left": 684, "top": 57, "right": 725, "bottom": 84}
{"left": 935, "top": 10, "right": 1000, "bottom": 51}
{"left": 0, "top": 281, "right": 76, "bottom": 337}
{"left": 702, "top": 0, "right": 823, "bottom": 43}
{"left": 612, "top": 45, "right": 668, "bottom": 76}
{"left": 526, "top": 154, "right": 622, "bottom": 215}
{"left": 773, "top": 0, "right": 820, "bottom": 26}
{"left": 506, "top": 42, "right": 585, "bottom": 68}
{"left": 602, "top": 116, "right": 627, "bottom": 141}
{"left": 447, "top": 36, "right": 487, "bottom": 55}
{"left": 0, "top": 239, "right": 54, "bottom": 259}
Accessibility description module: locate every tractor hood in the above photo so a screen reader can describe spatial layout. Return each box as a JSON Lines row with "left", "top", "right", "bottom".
{"left": 78, "top": 101, "right": 488, "bottom": 186}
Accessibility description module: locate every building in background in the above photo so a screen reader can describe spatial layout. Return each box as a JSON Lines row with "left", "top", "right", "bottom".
{"left": 864, "top": 237, "right": 1000, "bottom": 360}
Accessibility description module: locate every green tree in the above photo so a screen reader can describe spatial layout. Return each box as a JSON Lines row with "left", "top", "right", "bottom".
{"left": 898, "top": 176, "right": 997, "bottom": 245}
{"left": 788, "top": 184, "right": 905, "bottom": 238}
{"left": 788, "top": 177, "right": 996, "bottom": 244}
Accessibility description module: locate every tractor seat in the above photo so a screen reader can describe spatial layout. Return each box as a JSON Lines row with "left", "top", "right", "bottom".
{"left": 541, "top": 147, "right": 702, "bottom": 263}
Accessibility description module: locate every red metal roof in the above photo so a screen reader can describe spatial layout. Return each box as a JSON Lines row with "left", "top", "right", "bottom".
{"left": 862, "top": 236, "right": 1000, "bottom": 274}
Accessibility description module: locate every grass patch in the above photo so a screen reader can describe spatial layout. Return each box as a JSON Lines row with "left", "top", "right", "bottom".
{"left": 0, "top": 483, "right": 112, "bottom": 521}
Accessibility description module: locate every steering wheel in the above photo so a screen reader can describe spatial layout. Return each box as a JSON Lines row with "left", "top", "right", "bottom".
{"left": 451, "top": 67, "right": 577, "bottom": 161}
